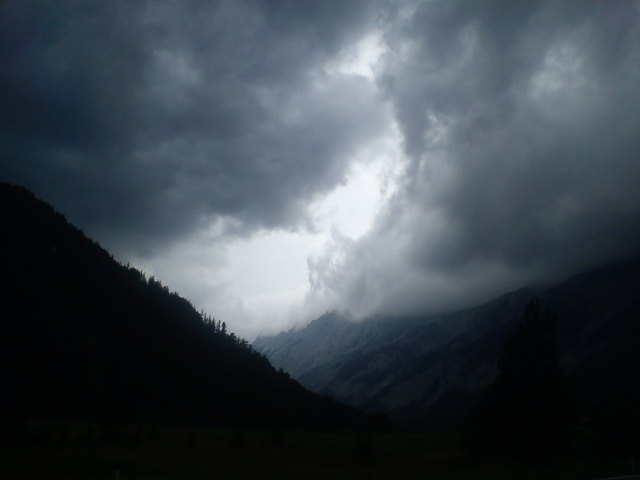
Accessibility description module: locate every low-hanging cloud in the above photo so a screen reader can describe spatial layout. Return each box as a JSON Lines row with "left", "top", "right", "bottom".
{"left": 308, "top": 0, "right": 640, "bottom": 319}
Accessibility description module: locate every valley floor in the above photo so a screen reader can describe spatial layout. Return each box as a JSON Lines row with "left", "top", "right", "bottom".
{"left": 1, "top": 421, "right": 632, "bottom": 479}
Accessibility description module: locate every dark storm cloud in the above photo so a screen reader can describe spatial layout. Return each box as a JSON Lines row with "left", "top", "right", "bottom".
{"left": 310, "top": 0, "right": 640, "bottom": 318}
{"left": 0, "top": 0, "right": 384, "bottom": 256}
{"left": 4, "top": 0, "right": 640, "bottom": 327}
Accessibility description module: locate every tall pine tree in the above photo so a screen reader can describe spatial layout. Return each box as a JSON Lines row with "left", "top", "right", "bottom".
{"left": 466, "top": 299, "right": 573, "bottom": 464}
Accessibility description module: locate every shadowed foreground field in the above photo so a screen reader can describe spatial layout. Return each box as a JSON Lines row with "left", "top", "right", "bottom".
{"left": 0, "top": 421, "right": 603, "bottom": 479}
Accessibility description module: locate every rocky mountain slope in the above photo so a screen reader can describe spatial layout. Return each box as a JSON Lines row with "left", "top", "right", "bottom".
{"left": 254, "top": 258, "right": 640, "bottom": 428}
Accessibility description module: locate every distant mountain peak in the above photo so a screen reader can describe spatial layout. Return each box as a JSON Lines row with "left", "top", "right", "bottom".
{"left": 254, "top": 256, "right": 640, "bottom": 428}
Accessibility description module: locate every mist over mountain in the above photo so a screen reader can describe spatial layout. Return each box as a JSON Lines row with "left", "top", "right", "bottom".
{"left": 0, "top": 182, "right": 363, "bottom": 428}
{"left": 255, "top": 256, "right": 640, "bottom": 428}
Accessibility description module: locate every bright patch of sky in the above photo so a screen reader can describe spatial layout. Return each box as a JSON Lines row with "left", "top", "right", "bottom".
{"left": 132, "top": 31, "right": 403, "bottom": 340}
{"left": 202, "top": 128, "right": 403, "bottom": 339}
{"left": 329, "top": 31, "right": 385, "bottom": 79}
{"left": 133, "top": 157, "right": 389, "bottom": 339}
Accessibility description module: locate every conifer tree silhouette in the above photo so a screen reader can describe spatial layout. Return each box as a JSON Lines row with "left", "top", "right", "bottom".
{"left": 466, "top": 299, "right": 572, "bottom": 464}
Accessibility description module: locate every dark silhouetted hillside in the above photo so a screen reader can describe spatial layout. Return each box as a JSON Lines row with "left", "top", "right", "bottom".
{"left": 0, "top": 182, "right": 363, "bottom": 428}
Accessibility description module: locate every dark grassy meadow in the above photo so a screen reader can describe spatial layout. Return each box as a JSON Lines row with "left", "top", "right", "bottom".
{"left": 1, "top": 421, "right": 604, "bottom": 480}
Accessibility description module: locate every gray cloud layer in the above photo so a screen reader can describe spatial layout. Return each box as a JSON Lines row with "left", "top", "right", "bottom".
{"left": 2, "top": 1, "right": 640, "bottom": 327}
{"left": 0, "top": 0, "right": 385, "bottom": 255}
{"left": 310, "top": 0, "right": 640, "bottom": 318}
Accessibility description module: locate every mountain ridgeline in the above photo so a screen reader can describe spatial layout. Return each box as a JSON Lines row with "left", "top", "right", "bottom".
{"left": 0, "top": 182, "right": 363, "bottom": 428}
{"left": 254, "top": 256, "right": 640, "bottom": 429}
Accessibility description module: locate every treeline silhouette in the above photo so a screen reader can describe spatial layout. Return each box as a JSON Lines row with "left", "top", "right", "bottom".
{"left": 0, "top": 182, "right": 363, "bottom": 429}
{"left": 464, "top": 299, "right": 573, "bottom": 463}
{"left": 464, "top": 298, "right": 640, "bottom": 473}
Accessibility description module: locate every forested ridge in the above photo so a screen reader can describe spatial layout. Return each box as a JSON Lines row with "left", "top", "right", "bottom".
{"left": 0, "top": 182, "right": 362, "bottom": 428}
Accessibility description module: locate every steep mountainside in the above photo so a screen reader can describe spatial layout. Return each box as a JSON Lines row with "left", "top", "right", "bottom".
{"left": 0, "top": 182, "right": 363, "bottom": 428}
{"left": 254, "top": 258, "right": 640, "bottom": 428}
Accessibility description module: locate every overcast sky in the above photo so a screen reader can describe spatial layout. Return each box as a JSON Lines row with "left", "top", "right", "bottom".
{"left": 2, "top": 1, "right": 640, "bottom": 339}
